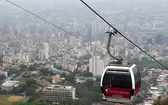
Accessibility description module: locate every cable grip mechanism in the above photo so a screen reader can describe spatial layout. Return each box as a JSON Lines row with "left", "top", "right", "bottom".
{"left": 105, "top": 30, "right": 123, "bottom": 64}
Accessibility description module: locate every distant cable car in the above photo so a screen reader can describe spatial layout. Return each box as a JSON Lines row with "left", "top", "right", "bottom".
{"left": 100, "top": 31, "right": 141, "bottom": 104}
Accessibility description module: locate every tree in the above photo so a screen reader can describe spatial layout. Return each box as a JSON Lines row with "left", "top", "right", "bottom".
{"left": 20, "top": 83, "right": 27, "bottom": 89}
{"left": 0, "top": 75, "right": 5, "bottom": 81}
{"left": 59, "top": 99, "right": 74, "bottom": 105}
{"left": 27, "top": 102, "right": 50, "bottom": 105}
{"left": 84, "top": 80, "right": 94, "bottom": 89}
{"left": 80, "top": 54, "right": 92, "bottom": 59}
{"left": 13, "top": 101, "right": 50, "bottom": 105}
{"left": 95, "top": 76, "right": 101, "bottom": 82}
{"left": 13, "top": 102, "right": 26, "bottom": 105}
{"left": 0, "top": 55, "right": 3, "bottom": 66}
{"left": 149, "top": 77, "right": 157, "bottom": 86}
{"left": 162, "top": 97, "right": 168, "bottom": 105}
{"left": 140, "top": 81, "right": 148, "bottom": 91}
{"left": 41, "top": 75, "right": 52, "bottom": 83}
{"left": 60, "top": 72, "right": 66, "bottom": 77}
{"left": 1, "top": 90, "right": 7, "bottom": 94}
{"left": 40, "top": 68, "right": 54, "bottom": 76}
{"left": 153, "top": 99, "right": 162, "bottom": 105}
{"left": 25, "top": 87, "right": 35, "bottom": 96}
{"left": 25, "top": 78, "right": 36, "bottom": 86}
{"left": 28, "top": 65, "right": 36, "bottom": 71}
{"left": 40, "top": 68, "right": 49, "bottom": 76}
{"left": 75, "top": 80, "right": 102, "bottom": 105}
{"left": 92, "top": 93, "right": 102, "bottom": 102}
{"left": 76, "top": 62, "right": 81, "bottom": 68}
{"left": 11, "top": 87, "right": 18, "bottom": 95}
{"left": 31, "top": 84, "right": 38, "bottom": 89}
{"left": 80, "top": 70, "right": 93, "bottom": 77}
{"left": 54, "top": 63, "right": 62, "bottom": 70}
{"left": 10, "top": 85, "right": 26, "bottom": 95}
{"left": 20, "top": 64, "right": 27, "bottom": 70}
{"left": 153, "top": 97, "right": 168, "bottom": 105}
{"left": 45, "top": 76, "right": 52, "bottom": 83}
{"left": 135, "top": 95, "right": 144, "bottom": 103}
{"left": 66, "top": 72, "right": 75, "bottom": 82}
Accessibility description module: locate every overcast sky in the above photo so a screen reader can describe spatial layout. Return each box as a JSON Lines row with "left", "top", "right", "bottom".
{"left": 1, "top": 0, "right": 168, "bottom": 22}
{"left": 2, "top": 0, "right": 168, "bottom": 8}
{"left": 3, "top": 0, "right": 168, "bottom": 5}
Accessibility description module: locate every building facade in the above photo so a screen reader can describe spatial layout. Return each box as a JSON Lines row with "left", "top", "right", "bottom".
{"left": 42, "top": 85, "right": 75, "bottom": 104}
{"left": 89, "top": 56, "right": 105, "bottom": 76}
{"left": 1, "top": 80, "right": 19, "bottom": 91}
{"left": 43, "top": 42, "right": 49, "bottom": 60}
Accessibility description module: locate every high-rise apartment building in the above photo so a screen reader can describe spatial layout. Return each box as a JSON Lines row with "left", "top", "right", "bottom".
{"left": 43, "top": 42, "right": 49, "bottom": 60}
{"left": 38, "top": 49, "right": 45, "bottom": 61}
{"left": 30, "top": 49, "right": 37, "bottom": 61}
{"left": 89, "top": 56, "right": 105, "bottom": 76}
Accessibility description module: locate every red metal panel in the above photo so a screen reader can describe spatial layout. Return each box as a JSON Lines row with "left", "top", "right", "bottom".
{"left": 103, "top": 87, "right": 131, "bottom": 99}
{"left": 134, "top": 84, "right": 141, "bottom": 96}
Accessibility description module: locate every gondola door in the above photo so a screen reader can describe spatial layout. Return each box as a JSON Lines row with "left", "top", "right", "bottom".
{"left": 101, "top": 66, "right": 134, "bottom": 103}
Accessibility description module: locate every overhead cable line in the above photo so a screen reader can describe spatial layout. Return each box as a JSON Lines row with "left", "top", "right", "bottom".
{"left": 5, "top": 0, "right": 87, "bottom": 43}
{"left": 80, "top": 0, "right": 168, "bottom": 70}
{"left": 4, "top": 0, "right": 107, "bottom": 65}
{"left": 5, "top": 0, "right": 108, "bottom": 61}
{"left": 5, "top": 0, "right": 168, "bottom": 70}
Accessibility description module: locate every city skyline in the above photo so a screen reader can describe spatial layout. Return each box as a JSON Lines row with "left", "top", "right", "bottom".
{"left": 0, "top": 0, "right": 168, "bottom": 105}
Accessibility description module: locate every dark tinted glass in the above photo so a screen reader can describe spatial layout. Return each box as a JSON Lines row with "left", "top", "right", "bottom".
{"left": 103, "top": 70, "right": 132, "bottom": 89}
{"left": 132, "top": 67, "right": 141, "bottom": 86}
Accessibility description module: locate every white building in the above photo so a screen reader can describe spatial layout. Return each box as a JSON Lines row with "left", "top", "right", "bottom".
{"left": 43, "top": 42, "right": 49, "bottom": 60}
{"left": 42, "top": 85, "right": 75, "bottom": 104}
{"left": 89, "top": 56, "right": 105, "bottom": 76}
{"left": 38, "top": 49, "right": 45, "bottom": 60}
{"left": 0, "top": 71, "right": 8, "bottom": 77}
{"left": 1, "top": 80, "right": 19, "bottom": 91}
{"left": 2, "top": 55, "right": 13, "bottom": 67}
{"left": 147, "top": 86, "right": 162, "bottom": 101}
{"left": 22, "top": 53, "right": 30, "bottom": 63}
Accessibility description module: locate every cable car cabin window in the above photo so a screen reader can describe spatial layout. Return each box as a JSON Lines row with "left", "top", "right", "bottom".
{"left": 103, "top": 70, "right": 132, "bottom": 89}
{"left": 132, "top": 67, "right": 141, "bottom": 86}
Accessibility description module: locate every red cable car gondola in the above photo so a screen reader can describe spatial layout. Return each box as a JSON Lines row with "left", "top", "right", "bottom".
{"left": 101, "top": 63, "right": 141, "bottom": 103}
{"left": 100, "top": 31, "right": 141, "bottom": 104}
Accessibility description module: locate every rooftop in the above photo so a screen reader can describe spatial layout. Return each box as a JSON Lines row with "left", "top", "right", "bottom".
{"left": 1, "top": 81, "right": 19, "bottom": 87}
{"left": 43, "top": 85, "right": 75, "bottom": 91}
